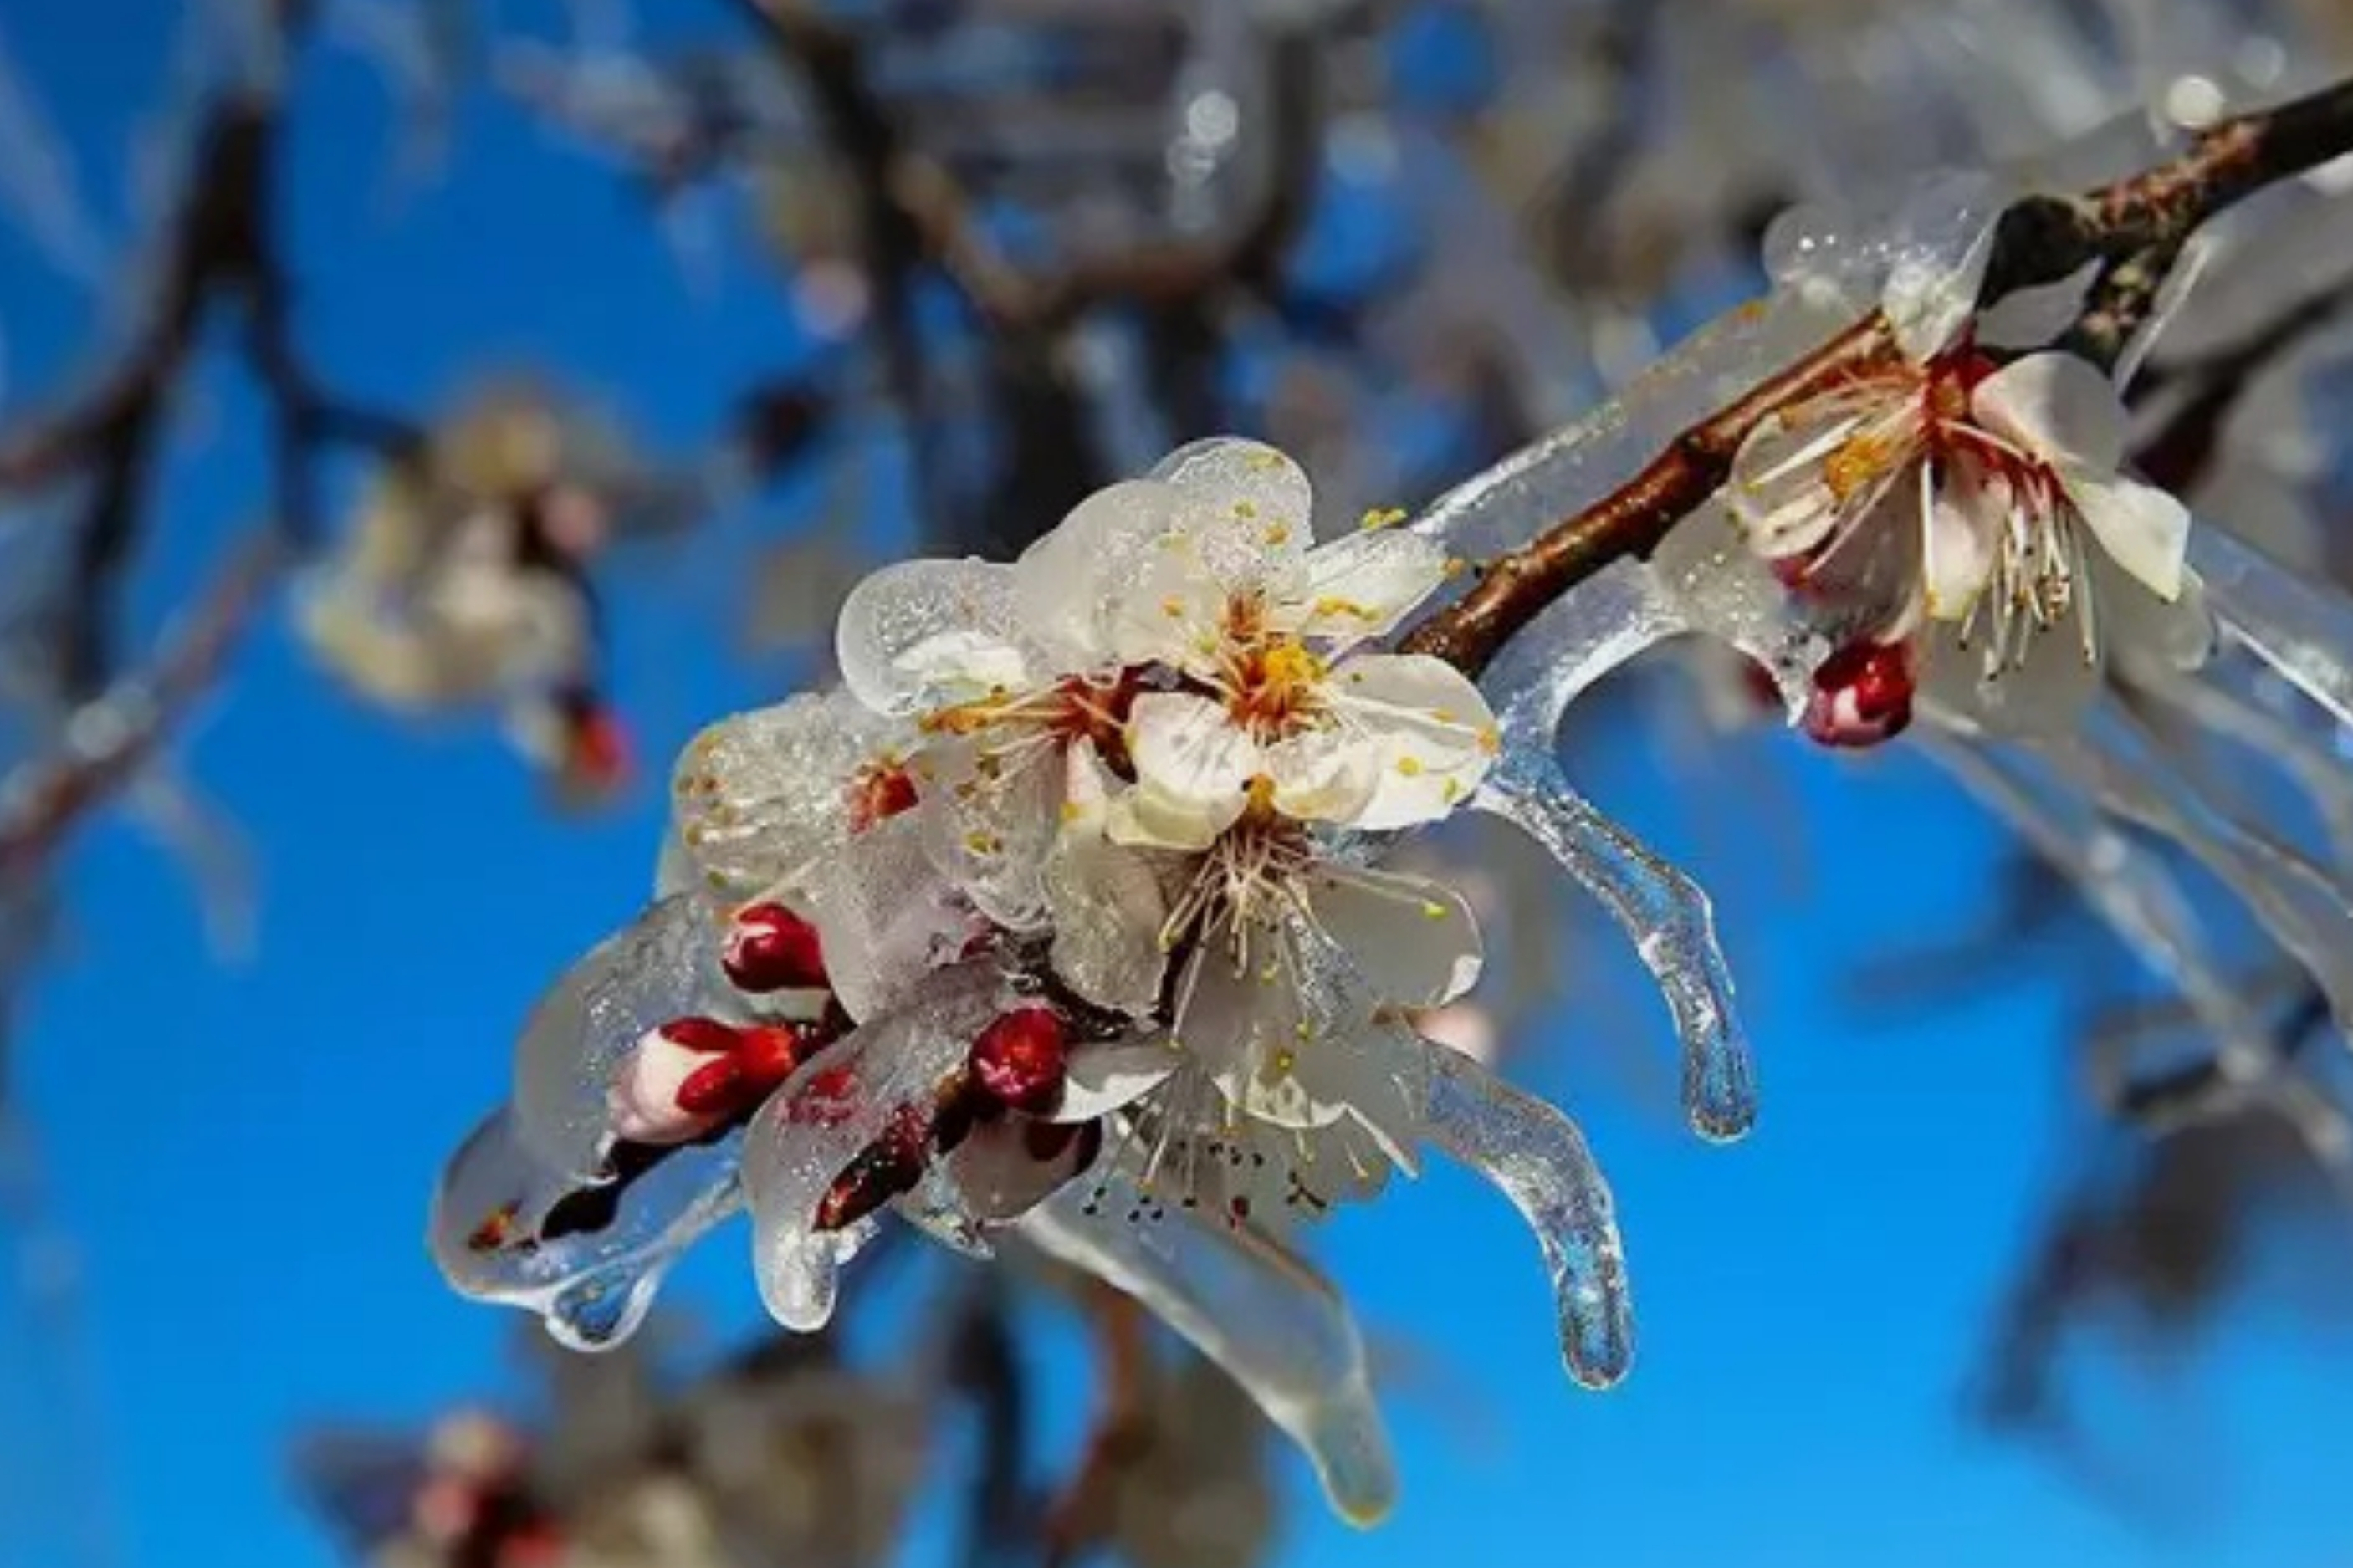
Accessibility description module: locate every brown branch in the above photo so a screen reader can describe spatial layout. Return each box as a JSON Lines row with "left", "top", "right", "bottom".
{"left": 1397, "top": 74, "right": 2353, "bottom": 681}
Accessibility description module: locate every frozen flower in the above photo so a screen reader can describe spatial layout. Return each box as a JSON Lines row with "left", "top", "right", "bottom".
{"left": 1730, "top": 269, "right": 2208, "bottom": 737}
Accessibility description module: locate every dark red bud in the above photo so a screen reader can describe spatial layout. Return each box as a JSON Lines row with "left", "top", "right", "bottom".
{"left": 724, "top": 904, "right": 828, "bottom": 992}
{"left": 657, "top": 1015, "right": 741, "bottom": 1055}
{"left": 735, "top": 1021, "right": 825, "bottom": 1096}
{"left": 966, "top": 1007, "right": 1068, "bottom": 1115}
{"left": 673, "top": 1056, "right": 745, "bottom": 1116}
{"left": 790, "top": 1065, "right": 863, "bottom": 1127}
{"left": 1801, "top": 638, "right": 1914, "bottom": 749}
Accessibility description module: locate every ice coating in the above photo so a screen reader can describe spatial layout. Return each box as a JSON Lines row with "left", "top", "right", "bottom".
{"left": 668, "top": 691, "right": 895, "bottom": 912}
{"left": 835, "top": 557, "right": 1042, "bottom": 717}
{"left": 2137, "top": 664, "right": 2353, "bottom": 873}
{"left": 1924, "top": 736, "right": 2281, "bottom": 1087}
{"left": 1475, "top": 744, "right": 1756, "bottom": 1142}
{"left": 429, "top": 1110, "right": 743, "bottom": 1351}
{"left": 800, "top": 812, "right": 985, "bottom": 1024}
{"left": 1017, "top": 1169, "right": 1399, "bottom": 1527}
{"left": 510, "top": 894, "right": 734, "bottom": 1182}
{"left": 1421, "top": 1039, "right": 1633, "bottom": 1388}
{"left": 744, "top": 964, "right": 1001, "bottom": 1331}
{"left": 2030, "top": 707, "right": 2353, "bottom": 1042}
{"left": 2189, "top": 522, "right": 2353, "bottom": 731}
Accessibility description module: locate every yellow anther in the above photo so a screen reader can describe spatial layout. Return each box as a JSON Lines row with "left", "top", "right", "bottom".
{"left": 1395, "top": 756, "right": 1425, "bottom": 778}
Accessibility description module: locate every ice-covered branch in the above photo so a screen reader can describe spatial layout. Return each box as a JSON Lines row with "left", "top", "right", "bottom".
{"left": 1397, "top": 74, "right": 2353, "bottom": 681}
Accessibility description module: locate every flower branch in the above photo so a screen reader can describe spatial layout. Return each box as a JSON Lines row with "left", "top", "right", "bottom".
{"left": 1398, "top": 74, "right": 2353, "bottom": 682}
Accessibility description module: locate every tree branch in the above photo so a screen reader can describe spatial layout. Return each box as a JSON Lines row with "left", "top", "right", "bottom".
{"left": 1396, "top": 74, "right": 2353, "bottom": 681}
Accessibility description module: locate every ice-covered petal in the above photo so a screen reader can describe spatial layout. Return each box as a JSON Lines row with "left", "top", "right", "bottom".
{"left": 1971, "top": 352, "right": 2130, "bottom": 472}
{"left": 2065, "top": 466, "right": 2189, "bottom": 604}
{"left": 1057, "top": 1038, "right": 1182, "bottom": 1121}
{"left": 914, "top": 733, "right": 1060, "bottom": 932}
{"left": 836, "top": 559, "right": 1041, "bottom": 717}
{"left": 1276, "top": 530, "right": 1450, "bottom": 650}
{"left": 1113, "top": 692, "right": 1259, "bottom": 850}
{"left": 1474, "top": 744, "right": 1755, "bottom": 1142}
{"left": 1150, "top": 437, "right": 1315, "bottom": 571}
{"left": 430, "top": 1109, "right": 741, "bottom": 1352}
{"left": 1921, "top": 461, "right": 1999, "bottom": 621}
{"left": 512, "top": 895, "right": 733, "bottom": 1183}
{"left": 1726, "top": 385, "right": 1921, "bottom": 562}
{"left": 1045, "top": 845, "right": 1171, "bottom": 1020}
{"left": 944, "top": 1117, "right": 1096, "bottom": 1223}
{"left": 1017, "top": 1174, "right": 1399, "bottom": 1525}
{"left": 801, "top": 813, "right": 985, "bottom": 1023}
{"left": 1326, "top": 653, "right": 1499, "bottom": 830}
{"left": 1260, "top": 725, "right": 1380, "bottom": 826}
{"left": 1015, "top": 478, "right": 1193, "bottom": 663}
{"left": 1916, "top": 608, "right": 2101, "bottom": 738}
{"left": 1301, "top": 864, "right": 1482, "bottom": 1008}
{"left": 669, "top": 692, "right": 898, "bottom": 910}
{"left": 1420, "top": 1043, "right": 1633, "bottom": 1388}
{"left": 744, "top": 967, "right": 1001, "bottom": 1329}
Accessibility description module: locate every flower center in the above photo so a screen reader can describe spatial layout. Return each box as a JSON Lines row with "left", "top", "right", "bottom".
{"left": 1224, "top": 633, "right": 1327, "bottom": 738}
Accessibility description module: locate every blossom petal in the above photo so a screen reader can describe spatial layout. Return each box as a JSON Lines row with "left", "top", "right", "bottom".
{"left": 1113, "top": 692, "right": 1260, "bottom": 851}
{"left": 1301, "top": 864, "right": 1483, "bottom": 1008}
{"left": 836, "top": 559, "right": 1040, "bottom": 717}
{"left": 1150, "top": 437, "right": 1316, "bottom": 569}
{"left": 801, "top": 813, "right": 985, "bottom": 1023}
{"left": 1324, "top": 654, "right": 1499, "bottom": 830}
{"left": 1017, "top": 1176, "right": 1399, "bottom": 1525}
{"left": 1261, "top": 725, "right": 1381, "bottom": 826}
{"left": 1726, "top": 386, "right": 1921, "bottom": 561}
{"left": 744, "top": 966, "right": 1000, "bottom": 1331}
{"left": 1921, "top": 459, "right": 2000, "bottom": 621}
{"left": 1970, "top": 351, "right": 2130, "bottom": 472}
{"left": 430, "top": 1108, "right": 740, "bottom": 1351}
{"left": 1056, "top": 1039, "right": 1181, "bottom": 1120}
{"left": 512, "top": 894, "right": 734, "bottom": 1184}
{"left": 1276, "top": 530, "right": 1450, "bottom": 650}
{"left": 2065, "top": 466, "right": 2190, "bottom": 604}
{"left": 914, "top": 733, "right": 1060, "bottom": 932}
{"left": 669, "top": 692, "right": 900, "bottom": 912}
{"left": 1015, "top": 478, "right": 1193, "bottom": 665}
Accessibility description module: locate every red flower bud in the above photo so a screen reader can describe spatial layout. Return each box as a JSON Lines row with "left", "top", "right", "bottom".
{"left": 657, "top": 1015, "right": 741, "bottom": 1055}
{"left": 673, "top": 1056, "right": 745, "bottom": 1116}
{"left": 814, "top": 1106, "right": 933, "bottom": 1231}
{"left": 724, "top": 904, "right": 827, "bottom": 993}
{"left": 1802, "top": 638, "right": 1913, "bottom": 748}
{"left": 966, "top": 1007, "right": 1068, "bottom": 1116}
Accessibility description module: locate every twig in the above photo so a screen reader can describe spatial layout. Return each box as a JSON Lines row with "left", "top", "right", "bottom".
{"left": 1036, "top": 1283, "right": 1149, "bottom": 1568}
{"left": 1397, "top": 75, "right": 2353, "bottom": 680}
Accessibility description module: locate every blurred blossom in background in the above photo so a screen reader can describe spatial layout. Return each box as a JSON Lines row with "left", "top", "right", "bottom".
{"left": 3, "top": 3, "right": 2353, "bottom": 1568}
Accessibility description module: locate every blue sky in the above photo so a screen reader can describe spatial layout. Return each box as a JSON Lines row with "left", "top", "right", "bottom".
{"left": 2, "top": 3, "right": 2348, "bottom": 1567}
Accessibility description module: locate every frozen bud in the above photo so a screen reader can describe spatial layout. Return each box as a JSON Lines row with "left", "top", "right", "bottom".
{"left": 734, "top": 1020, "right": 830, "bottom": 1096}
{"left": 724, "top": 902, "right": 829, "bottom": 993}
{"left": 814, "top": 1106, "right": 933, "bottom": 1231}
{"left": 1801, "top": 640, "right": 1913, "bottom": 748}
{"left": 966, "top": 1007, "right": 1069, "bottom": 1115}
{"left": 607, "top": 1018, "right": 744, "bottom": 1144}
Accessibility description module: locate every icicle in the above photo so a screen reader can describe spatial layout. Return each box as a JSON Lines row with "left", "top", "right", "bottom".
{"left": 1420, "top": 1039, "right": 1633, "bottom": 1388}
{"left": 1473, "top": 744, "right": 1756, "bottom": 1141}
{"left": 1921, "top": 735, "right": 2280, "bottom": 1093}
{"left": 1019, "top": 1172, "right": 1398, "bottom": 1528}
{"left": 2188, "top": 524, "right": 2353, "bottom": 731}
{"left": 2131, "top": 664, "right": 2353, "bottom": 877}
{"left": 2031, "top": 704, "right": 2353, "bottom": 1044}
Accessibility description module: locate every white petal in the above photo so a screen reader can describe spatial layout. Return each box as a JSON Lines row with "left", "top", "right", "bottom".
{"left": 2064, "top": 466, "right": 2190, "bottom": 604}
{"left": 1046, "top": 753, "right": 1173, "bottom": 1017}
{"left": 1101, "top": 531, "right": 1237, "bottom": 677}
{"left": 1275, "top": 530, "right": 1449, "bottom": 650}
{"left": 913, "top": 733, "right": 1059, "bottom": 931}
{"left": 1260, "top": 725, "right": 1380, "bottom": 826}
{"left": 1014, "top": 478, "right": 1193, "bottom": 664}
{"left": 801, "top": 813, "right": 984, "bottom": 1023}
{"left": 669, "top": 691, "right": 901, "bottom": 911}
{"left": 1921, "top": 461, "right": 2000, "bottom": 621}
{"left": 1175, "top": 930, "right": 1347, "bottom": 1131}
{"left": 1150, "top": 437, "right": 1316, "bottom": 565}
{"left": 605, "top": 1027, "right": 729, "bottom": 1145}
{"left": 1726, "top": 386, "right": 1921, "bottom": 562}
{"left": 1056, "top": 1038, "right": 1182, "bottom": 1121}
{"left": 1116, "top": 692, "right": 1259, "bottom": 848}
{"left": 1302, "top": 865, "right": 1484, "bottom": 1007}
{"left": 836, "top": 558, "right": 1041, "bottom": 717}
{"left": 1323, "top": 654, "right": 1499, "bottom": 830}
{"left": 1969, "top": 352, "right": 2130, "bottom": 472}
